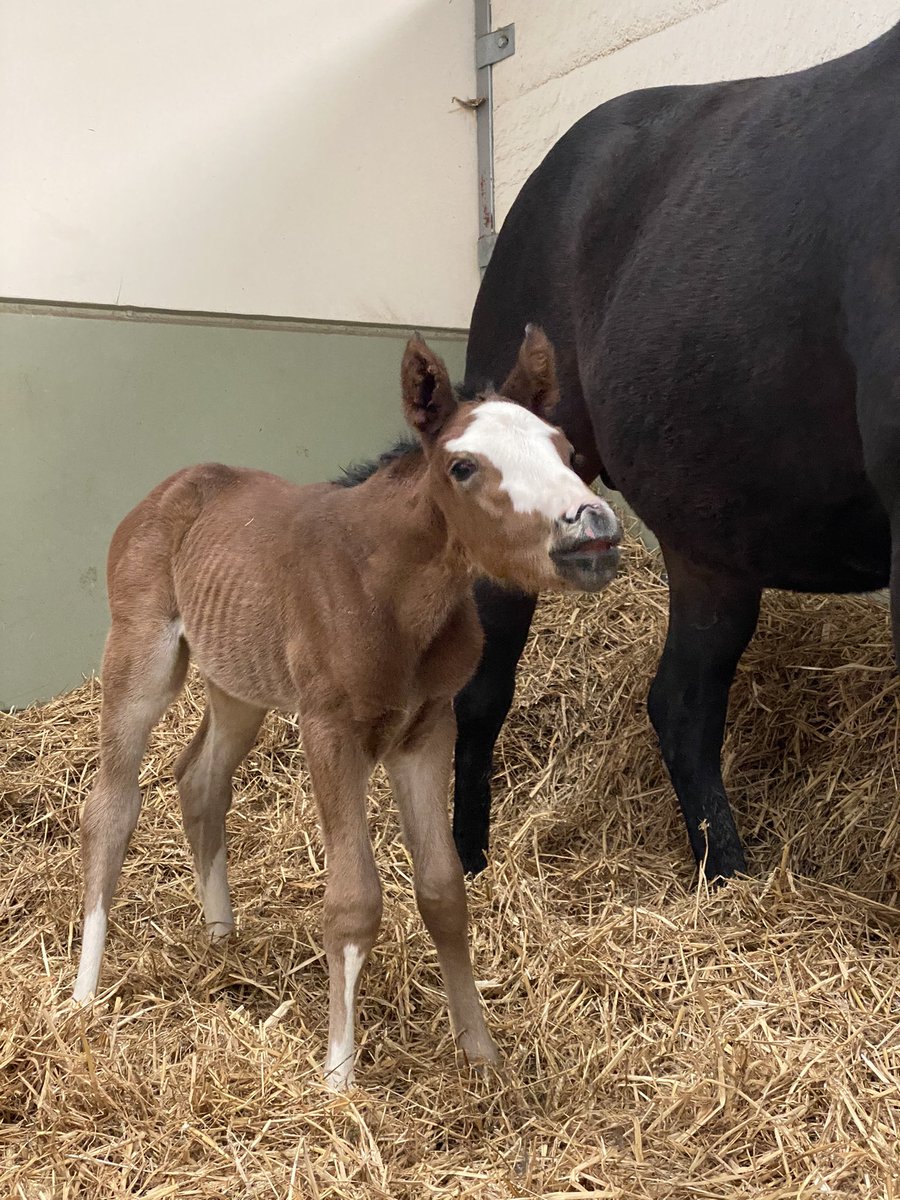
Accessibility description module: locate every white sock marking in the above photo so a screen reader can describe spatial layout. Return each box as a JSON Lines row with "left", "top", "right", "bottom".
{"left": 73, "top": 903, "right": 107, "bottom": 1002}
{"left": 325, "top": 943, "right": 366, "bottom": 1091}
{"left": 200, "top": 845, "right": 233, "bottom": 937}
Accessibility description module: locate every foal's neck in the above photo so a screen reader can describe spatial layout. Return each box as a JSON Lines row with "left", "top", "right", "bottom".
{"left": 345, "top": 456, "right": 472, "bottom": 637}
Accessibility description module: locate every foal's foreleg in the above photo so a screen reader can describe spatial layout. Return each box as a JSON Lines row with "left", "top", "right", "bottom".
{"left": 303, "top": 727, "right": 381, "bottom": 1090}
{"left": 387, "top": 704, "right": 499, "bottom": 1067}
{"left": 74, "top": 621, "right": 188, "bottom": 1001}
{"left": 174, "top": 679, "right": 266, "bottom": 938}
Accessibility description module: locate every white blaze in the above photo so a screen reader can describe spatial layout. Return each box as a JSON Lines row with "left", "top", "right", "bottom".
{"left": 445, "top": 400, "right": 600, "bottom": 520}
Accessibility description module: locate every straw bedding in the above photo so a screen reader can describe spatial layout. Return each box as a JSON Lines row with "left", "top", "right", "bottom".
{"left": 2, "top": 540, "right": 900, "bottom": 1198}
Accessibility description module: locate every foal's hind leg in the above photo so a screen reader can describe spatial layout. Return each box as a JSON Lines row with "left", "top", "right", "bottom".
{"left": 74, "top": 621, "right": 188, "bottom": 1001}
{"left": 174, "top": 680, "right": 266, "bottom": 938}
{"left": 647, "top": 548, "right": 761, "bottom": 881}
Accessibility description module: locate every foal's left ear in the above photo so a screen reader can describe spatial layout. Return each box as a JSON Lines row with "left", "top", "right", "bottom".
{"left": 498, "top": 324, "right": 560, "bottom": 420}
{"left": 401, "top": 336, "right": 458, "bottom": 443}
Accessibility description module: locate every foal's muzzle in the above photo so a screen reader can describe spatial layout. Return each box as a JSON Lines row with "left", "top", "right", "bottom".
{"left": 550, "top": 503, "right": 621, "bottom": 591}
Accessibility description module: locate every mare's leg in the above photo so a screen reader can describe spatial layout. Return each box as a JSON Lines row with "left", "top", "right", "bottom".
{"left": 647, "top": 549, "right": 761, "bottom": 880}
{"left": 74, "top": 620, "right": 188, "bottom": 1001}
{"left": 174, "top": 679, "right": 266, "bottom": 938}
{"left": 453, "top": 579, "right": 537, "bottom": 873}
{"left": 853, "top": 313, "right": 900, "bottom": 663}
{"left": 387, "top": 703, "right": 498, "bottom": 1065}
{"left": 303, "top": 725, "right": 380, "bottom": 1090}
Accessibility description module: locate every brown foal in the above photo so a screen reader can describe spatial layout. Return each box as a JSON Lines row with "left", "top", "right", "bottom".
{"left": 72, "top": 326, "right": 620, "bottom": 1088}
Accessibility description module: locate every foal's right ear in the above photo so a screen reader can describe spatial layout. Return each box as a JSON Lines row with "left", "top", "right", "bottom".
{"left": 401, "top": 336, "right": 458, "bottom": 443}
{"left": 498, "top": 324, "right": 560, "bottom": 420}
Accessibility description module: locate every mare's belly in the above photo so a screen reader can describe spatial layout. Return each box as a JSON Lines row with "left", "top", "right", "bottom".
{"left": 593, "top": 329, "right": 891, "bottom": 592}
{"left": 622, "top": 472, "right": 890, "bottom": 593}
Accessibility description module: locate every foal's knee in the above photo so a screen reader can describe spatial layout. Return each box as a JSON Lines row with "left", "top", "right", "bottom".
{"left": 173, "top": 709, "right": 211, "bottom": 786}
{"left": 415, "top": 855, "right": 467, "bottom": 939}
{"left": 324, "top": 872, "right": 383, "bottom": 952}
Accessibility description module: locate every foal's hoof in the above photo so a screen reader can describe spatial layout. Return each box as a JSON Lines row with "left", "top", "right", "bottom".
{"left": 467, "top": 1055, "right": 502, "bottom": 1076}
{"left": 323, "top": 1062, "right": 357, "bottom": 1093}
{"left": 458, "top": 1033, "right": 501, "bottom": 1074}
{"left": 206, "top": 921, "right": 234, "bottom": 943}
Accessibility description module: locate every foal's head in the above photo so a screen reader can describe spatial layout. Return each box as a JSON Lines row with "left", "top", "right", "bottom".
{"left": 402, "top": 326, "right": 621, "bottom": 592}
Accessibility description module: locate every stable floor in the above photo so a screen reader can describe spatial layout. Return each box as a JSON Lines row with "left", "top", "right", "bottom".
{"left": 3, "top": 542, "right": 900, "bottom": 1198}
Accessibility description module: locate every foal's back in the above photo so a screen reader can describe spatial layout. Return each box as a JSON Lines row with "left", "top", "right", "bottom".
{"left": 109, "top": 463, "right": 331, "bottom": 712}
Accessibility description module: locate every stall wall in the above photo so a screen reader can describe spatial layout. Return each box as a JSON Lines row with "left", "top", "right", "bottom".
{"left": 0, "top": 307, "right": 465, "bottom": 708}
{"left": 0, "top": 0, "right": 480, "bottom": 328}
{"left": 1, "top": 0, "right": 479, "bottom": 705}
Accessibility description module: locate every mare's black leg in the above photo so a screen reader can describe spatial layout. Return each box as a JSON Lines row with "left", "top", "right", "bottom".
{"left": 852, "top": 310, "right": 900, "bottom": 671}
{"left": 648, "top": 548, "right": 761, "bottom": 880}
{"left": 453, "top": 579, "right": 537, "bottom": 873}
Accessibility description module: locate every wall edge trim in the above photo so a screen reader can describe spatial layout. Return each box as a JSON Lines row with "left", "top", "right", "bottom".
{"left": 0, "top": 297, "right": 469, "bottom": 340}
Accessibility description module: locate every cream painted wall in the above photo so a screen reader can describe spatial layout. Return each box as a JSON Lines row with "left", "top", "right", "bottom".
{"left": 0, "top": 1, "right": 480, "bottom": 328}
{"left": 490, "top": 0, "right": 899, "bottom": 225}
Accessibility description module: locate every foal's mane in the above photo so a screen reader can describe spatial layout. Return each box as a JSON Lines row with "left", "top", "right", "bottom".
{"left": 333, "top": 381, "right": 487, "bottom": 489}
{"left": 332, "top": 437, "right": 424, "bottom": 488}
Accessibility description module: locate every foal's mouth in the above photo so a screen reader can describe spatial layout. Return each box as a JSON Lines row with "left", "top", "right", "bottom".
{"left": 555, "top": 536, "right": 618, "bottom": 555}
{"left": 550, "top": 533, "right": 621, "bottom": 591}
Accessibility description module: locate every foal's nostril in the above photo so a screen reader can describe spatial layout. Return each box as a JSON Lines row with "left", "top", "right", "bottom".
{"left": 563, "top": 503, "right": 593, "bottom": 524}
{"left": 562, "top": 503, "right": 621, "bottom": 541}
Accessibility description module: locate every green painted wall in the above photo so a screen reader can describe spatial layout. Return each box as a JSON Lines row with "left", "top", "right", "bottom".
{"left": 0, "top": 306, "right": 466, "bottom": 708}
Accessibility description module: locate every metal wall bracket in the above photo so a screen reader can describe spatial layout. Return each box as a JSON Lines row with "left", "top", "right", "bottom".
{"left": 476, "top": 23, "right": 515, "bottom": 69}
{"left": 474, "top": 2, "right": 515, "bottom": 273}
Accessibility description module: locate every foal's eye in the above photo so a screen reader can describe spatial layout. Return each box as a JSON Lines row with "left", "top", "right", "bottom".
{"left": 449, "top": 458, "right": 477, "bottom": 483}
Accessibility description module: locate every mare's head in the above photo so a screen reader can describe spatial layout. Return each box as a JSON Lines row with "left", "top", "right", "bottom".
{"left": 402, "top": 326, "right": 621, "bottom": 593}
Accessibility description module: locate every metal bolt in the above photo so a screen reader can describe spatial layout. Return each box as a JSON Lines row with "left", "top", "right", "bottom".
{"left": 496, "top": 33, "right": 508, "bottom": 48}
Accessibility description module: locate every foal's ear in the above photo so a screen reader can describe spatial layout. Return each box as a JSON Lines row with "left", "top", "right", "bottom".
{"left": 498, "top": 324, "right": 560, "bottom": 420}
{"left": 401, "top": 336, "right": 458, "bottom": 442}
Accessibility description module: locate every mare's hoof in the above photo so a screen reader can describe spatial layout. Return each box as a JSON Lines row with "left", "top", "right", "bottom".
{"left": 456, "top": 844, "right": 489, "bottom": 876}
{"left": 701, "top": 856, "right": 748, "bottom": 886}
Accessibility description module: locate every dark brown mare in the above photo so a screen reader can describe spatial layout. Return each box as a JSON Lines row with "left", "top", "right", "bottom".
{"left": 72, "top": 328, "right": 620, "bottom": 1088}
{"left": 451, "top": 22, "right": 900, "bottom": 884}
